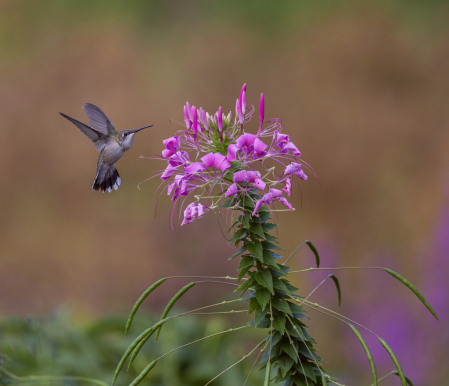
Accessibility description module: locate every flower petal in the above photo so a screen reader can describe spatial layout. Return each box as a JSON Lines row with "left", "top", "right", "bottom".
{"left": 185, "top": 162, "right": 207, "bottom": 174}
{"left": 234, "top": 170, "right": 247, "bottom": 183}
{"left": 283, "top": 142, "right": 301, "bottom": 157}
{"left": 268, "top": 188, "right": 282, "bottom": 199}
{"left": 279, "top": 197, "right": 293, "bottom": 210}
{"left": 227, "top": 144, "right": 239, "bottom": 162}
{"left": 247, "top": 171, "right": 261, "bottom": 183}
{"left": 201, "top": 152, "right": 215, "bottom": 167}
{"left": 225, "top": 183, "right": 238, "bottom": 197}
{"left": 282, "top": 178, "right": 291, "bottom": 196}
{"left": 254, "top": 138, "right": 268, "bottom": 156}
{"left": 253, "top": 178, "right": 266, "bottom": 191}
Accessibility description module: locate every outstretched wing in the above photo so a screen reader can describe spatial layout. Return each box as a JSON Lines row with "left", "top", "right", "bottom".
{"left": 59, "top": 112, "right": 108, "bottom": 152}
{"left": 84, "top": 103, "right": 118, "bottom": 136}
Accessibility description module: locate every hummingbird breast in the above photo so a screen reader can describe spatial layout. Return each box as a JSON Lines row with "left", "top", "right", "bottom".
{"left": 101, "top": 140, "right": 125, "bottom": 164}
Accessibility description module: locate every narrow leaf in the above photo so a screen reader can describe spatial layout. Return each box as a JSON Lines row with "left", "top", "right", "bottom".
{"left": 229, "top": 245, "right": 247, "bottom": 260}
{"left": 305, "top": 240, "right": 320, "bottom": 268}
{"left": 272, "top": 298, "right": 293, "bottom": 316}
{"left": 255, "top": 305, "right": 269, "bottom": 326}
{"left": 383, "top": 268, "right": 439, "bottom": 321}
{"left": 392, "top": 371, "right": 414, "bottom": 386}
{"left": 125, "top": 278, "right": 166, "bottom": 335}
{"left": 248, "top": 297, "right": 261, "bottom": 314}
{"left": 262, "top": 241, "right": 284, "bottom": 251}
{"left": 348, "top": 324, "right": 377, "bottom": 386}
{"left": 378, "top": 338, "right": 406, "bottom": 386}
{"left": 251, "top": 221, "right": 266, "bottom": 239}
{"left": 128, "top": 328, "right": 157, "bottom": 369}
{"left": 256, "top": 289, "right": 271, "bottom": 310}
{"left": 155, "top": 282, "right": 196, "bottom": 340}
{"left": 258, "top": 269, "right": 274, "bottom": 293}
{"left": 247, "top": 241, "right": 263, "bottom": 259}
{"left": 238, "top": 255, "right": 254, "bottom": 270}
{"left": 129, "top": 360, "right": 157, "bottom": 386}
{"left": 262, "top": 223, "right": 278, "bottom": 231}
{"left": 329, "top": 274, "right": 341, "bottom": 306}
{"left": 238, "top": 265, "right": 252, "bottom": 282}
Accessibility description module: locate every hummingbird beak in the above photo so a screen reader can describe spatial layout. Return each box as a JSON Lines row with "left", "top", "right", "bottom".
{"left": 134, "top": 125, "right": 153, "bottom": 133}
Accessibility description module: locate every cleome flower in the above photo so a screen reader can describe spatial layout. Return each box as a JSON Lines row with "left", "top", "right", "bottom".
{"left": 145, "top": 84, "right": 314, "bottom": 228}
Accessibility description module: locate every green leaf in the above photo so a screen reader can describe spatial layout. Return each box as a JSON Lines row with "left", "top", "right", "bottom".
{"left": 264, "top": 233, "right": 280, "bottom": 244}
{"left": 256, "top": 289, "right": 272, "bottom": 310}
{"left": 263, "top": 249, "right": 278, "bottom": 266}
{"left": 288, "top": 302, "right": 307, "bottom": 315}
{"left": 295, "top": 361, "right": 317, "bottom": 383}
{"left": 251, "top": 221, "right": 266, "bottom": 239}
{"left": 262, "top": 241, "right": 284, "bottom": 251}
{"left": 329, "top": 274, "right": 341, "bottom": 306}
{"left": 243, "top": 213, "right": 251, "bottom": 228}
{"left": 259, "top": 269, "right": 274, "bottom": 293}
{"left": 272, "top": 298, "right": 293, "bottom": 316}
{"left": 273, "top": 277, "right": 290, "bottom": 294}
{"left": 383, "top": 268, "right": 439, "bottom": 321}
{"left": 155, "top": 282, "right": 196, "bottom": 340}
{"left": 348, "top": 324, "right": 377, "bottom": 386}
{"left": 247, "top": 241, "right": 263, "bottom": 259}
{"left": 273, "top": 312, "right": 286, "bottom": 334}
{"left": 378, "top": 338, "right": 406, "bottom": 386}
{"left": 262, "top": 223, "right": 278, "bottom": 231}
{"left": 238, "top": 265, "right": 252, "bottom": 282}
{"left": 305, "top": 240, "right": 320, "bottom": 268}
{"left": 391, "top": 371, "right": 415, "bottom": 386}
{"left": 259, "top": 212, "right": 271, "bottom": 223}
{"left": 229, "top": 230, "right": 247, "bottom": 243}
{"left": 281, "top": 340, "right": 298, "bottom": 363}
{"left": 284, "top": 281, "right": 299, "bottom": 293}
{"left": 278, "top": 355, "right": 295, "bottom": 377}
{"left": 248, "top": 297, "right": 261, "bottom": 314}
{"left": 238, "top": 255, "right": 254, "bottom": 270}
{"left": 129, "top": 360, "right": 158, "bottom": 386}
{"left": 255, "top": 305, "right": 269, "bottom": 327}
{"left": 125, "top": 278, "right": 166, "bottom": 335}
{"left": 235, "top": 277, "right": 254, "bottom": 294}
{"left": 270, "top": 251, "right": 284, "bottom": 260}
{"left": 229, "top": 245, "right": 248, "bottom": 260}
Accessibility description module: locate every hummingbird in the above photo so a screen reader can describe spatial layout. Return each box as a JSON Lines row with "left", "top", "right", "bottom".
{"left": 59, "top": 103, "right": 152, "bottom": 193}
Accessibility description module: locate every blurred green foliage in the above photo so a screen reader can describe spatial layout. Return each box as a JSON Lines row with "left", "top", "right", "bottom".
{"left": 0, "top": 311, "right": 264, "bottom": 386}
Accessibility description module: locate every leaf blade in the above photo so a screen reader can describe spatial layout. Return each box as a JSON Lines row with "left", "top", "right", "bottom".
{"left": 348, "top": 324, "right": 377, "bottom": 386}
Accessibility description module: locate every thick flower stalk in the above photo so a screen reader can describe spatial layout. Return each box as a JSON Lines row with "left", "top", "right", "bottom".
{"left": 117, "top": 85, "right": 438, "bottom": 386}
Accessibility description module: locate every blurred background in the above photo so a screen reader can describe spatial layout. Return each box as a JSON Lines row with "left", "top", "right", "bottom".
{"left": 1, "top": 0, "right": 448, "bottom": 385}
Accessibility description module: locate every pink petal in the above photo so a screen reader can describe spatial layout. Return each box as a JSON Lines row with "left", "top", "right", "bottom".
{"left": 283, "top": 142, "right": 301, "bottom": 157}
{"left": 185, "top": 162, "right": 207, "bottom": 174}
{"left": 296, "top": 169, "right": 308, "bottom": 181}
{"left": 219, "top": 159, "right": 231, "bottom": 172}
{"left": 162, "top": 148, "right": 176, "bottom": 158}
{"left": 191, "top": 106, "right": 198, "bottom": 135}
{"left": 247, "top": 171, "right": 261, "bottom": 183}
{"left": 282, "top": 178, "right": 291, "bottom": 196}
{"left": 279, "top": 197, "right": 293, "bottom": 210}
{"left": 201, "top": 152, "right": 215, "bottom": 167}
{"left": 254, "top": 138, "right": 268, "bottom": 155}
{"left": 234, "top": 170, "right": 247, "bottom": 183}
{"left": 227, "top": 144, "right": 239, "bottom": 162}
{"left": 225, "top": 183, "right": 238, "bottom": 197}
{"left": 213, "top": 153, "right": 226, "bottom": 169}
{"left": 252, "top": 199, "right": 264, "bottom": 216}
{"left": 253, "top": 178, "right": 266, "bottom": 191}
{"left": 161, "top": 164, "right": 179, "bottom": 180}
{"left": 268, "top": 188, "right": 282, "bottom": 199}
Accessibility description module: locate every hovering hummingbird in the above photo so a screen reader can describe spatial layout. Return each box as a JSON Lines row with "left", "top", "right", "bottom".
{"left": 59, "top": 103, "right": 152, "bottom": 193}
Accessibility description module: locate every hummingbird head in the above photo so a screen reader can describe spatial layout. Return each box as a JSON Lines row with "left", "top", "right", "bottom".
{"left": 119, "top": 125, "right": 153, "bottom": 150}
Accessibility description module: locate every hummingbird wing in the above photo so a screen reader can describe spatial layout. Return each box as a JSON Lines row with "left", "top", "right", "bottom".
{"left": 83, "top": 103, "right": 118, "bottom": 136}
{"left": 59, "top": 113, "right": 108, "bottom": 152}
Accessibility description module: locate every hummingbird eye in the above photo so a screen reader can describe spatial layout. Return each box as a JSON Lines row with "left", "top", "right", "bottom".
{"left": 123, "top": 132, "right": 128, "bottom": 137}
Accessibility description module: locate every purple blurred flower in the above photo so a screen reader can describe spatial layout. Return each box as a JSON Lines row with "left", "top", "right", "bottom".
{"left": 283, "top": 178, "right": 291, "bottom": 196}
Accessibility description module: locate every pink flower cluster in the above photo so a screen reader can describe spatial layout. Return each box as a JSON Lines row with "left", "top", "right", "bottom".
{"left": 146, "top": 84, "right": 312, "bottom": 227}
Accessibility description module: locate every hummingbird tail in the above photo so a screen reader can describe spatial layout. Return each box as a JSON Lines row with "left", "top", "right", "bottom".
{"left": 92, "top": 164, "right": 121, "bottom": 193}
